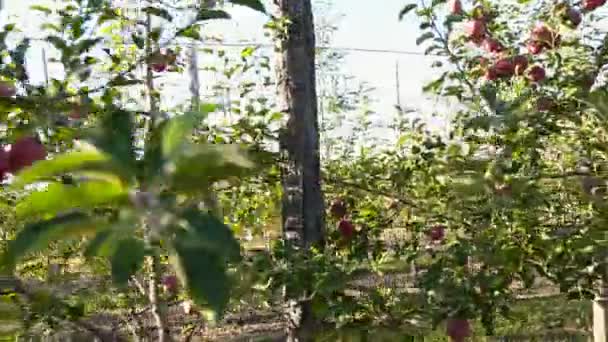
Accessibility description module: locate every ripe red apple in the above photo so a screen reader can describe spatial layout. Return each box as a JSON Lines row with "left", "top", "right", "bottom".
{"left": 448, "top": 0, "right": 463, "bottom": 15}
{"left": 427, "top": 224, "right": 445, "bottom": 241}
{"left": 494, "top": 58, "right": 515, "bottom": 77}
{"left": 162, "top": 275, "right": 179, "bottom": 293}
{"left": 0, "top": 147, "right": 9, "bottom": 180}
{"left": 527, "top": 65, "right": 546, "bottom": 83}
{"left": 527, "top": 40, "right": 544, "bottom": 55}
{"left": 482, "top": 38, "right": 504, "bottom": 54}
{"left": 151, "top": 63, "right": 167, "bottom": 73}
{"left": 8, "top": 136, "right": 46, "bottom": 173}
{"left": 583, "top": 0, "right": 606, "bottom": 11}
{"left": 512, "top": 55, "right": 529, "bottom": 75}
{"left": 464, "top": 19, "right": 486, "bottom": 40}
{"left": 566, "top": 8, "right": 582, "bottom": 27}
{"left": 446, "top": 319, "right": 471, "bottom": 342}
{"left": 330, "top": 199, "right": 348, "bottom": 219}
{"left": 0, "top": 81, "right": 16, "bottom": 97}
{"left": 337, "top": 219, "right": 355, "bottom": 240}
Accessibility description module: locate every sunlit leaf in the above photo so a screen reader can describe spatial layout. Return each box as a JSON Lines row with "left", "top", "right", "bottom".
{"left": 11, "top": 150, "right": 112, "bottom": 188}
{"left": 16, "top": 180, "right": 128, "bottom": 219}
{"left": 162, "top": 106, "right": 215, "bottom": 159}
{"left": 176, "top": 25, "right": 202, "bottom": 40}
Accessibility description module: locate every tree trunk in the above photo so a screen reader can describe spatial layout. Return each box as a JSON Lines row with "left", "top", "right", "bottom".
{"left": 274, "top": 0, "right": 324, "bottom": 341}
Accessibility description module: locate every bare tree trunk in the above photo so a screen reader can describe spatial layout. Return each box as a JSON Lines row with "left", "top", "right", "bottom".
{"left": 274, "top": 0, "right": 324, "bottom": 341}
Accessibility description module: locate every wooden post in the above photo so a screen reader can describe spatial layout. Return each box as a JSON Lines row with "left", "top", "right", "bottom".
{"left": 594, "top": 284, "right": 608, "bottom": 342}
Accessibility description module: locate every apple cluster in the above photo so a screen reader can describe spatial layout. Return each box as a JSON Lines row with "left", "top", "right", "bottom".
{"left": 451, "top": 0, "right": 607, "bottom": 85}
{"left": 0, "top": 136, "right": 47, "bottom": 180}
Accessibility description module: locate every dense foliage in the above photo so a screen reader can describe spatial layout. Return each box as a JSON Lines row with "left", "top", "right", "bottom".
{"left": 0, "top": 0, "right": 607, "bottom": 340}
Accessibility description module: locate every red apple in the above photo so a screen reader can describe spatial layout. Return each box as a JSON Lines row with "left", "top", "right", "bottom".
{"left": 337, "top": 219, "right": 355, "bottom": 239}
{"left": 484, "top": 67, "right": 498, "bottom": 81}
{"left": 527, "top": 65, "right": 546, "bottom": 83}
{"left": 448, "top": 0, "right": 463, "bottom": 15}
{"left": 464, "top": 20, "right": 486, "bottom": 40}
{"left": 0, "top": 81, "right": 16, "bottom": 97}
{"left": 527, "top": 40, "right": 544, "bottom": 55}
{"left": 427, "top": 224, "right": 445, "bottom": 241}
{"left": 494, "top": 58, "right": 515, "bottom": 77}
{"left": 482, "top": 38, "right": 504, "bottom": 54}
{"left": 566, "top": 8, "right": 582, "bottom": 27}
{"left": 162, "top": 275, "right": 179, "bottom": 293}
{"left": 0, "top": 147, "right": 9, "bottom": 180}
{"left": 583, "top": 0, "right": 606, "bottom": 11}
{"left": 330, "top": 199, "right": 347, "bottom": 219}
{"left": 446, "top": 319, "right": 471, "bottom": 342}
{"left": 151, "top": 63, "right": 167, "bottom": 73}
{"left": 513, "top": 55, "right": 529, "bottom": 75}
{"left": 8, "top": 136, "right": 46, "bottom": 173}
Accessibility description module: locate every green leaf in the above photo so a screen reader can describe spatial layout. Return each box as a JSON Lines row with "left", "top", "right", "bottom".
{"left": 169, "top": 144, "right": 254, "bottom": 192}
{"left": 132, "top": 34, "right": 145, "bottom": 49}
{"left": 30, "top": 5, "right": 52, "bottom": 14}
{"left": 230, "top": 0, "right": 266, "bottom": 14}
{"left": 86, "top": 109, "right": 136, "bottom": 173}
{"left": 11, "top": 150, "right": 111, "bottom": 188}
{"left": 75, "top": 38, "right": 102, "bottom": 53}
{"left": 399, "top": 4, "right": 417, "bottom": 20}
{"left": 16, "top": 180, "right": 128, "bottom": 219}
{"left": 108, "top": 75, "right": 143, "bottom": 87}
{"left": 416, "top": 32, "right": 434, "bottom": 46}
{"left": 176, "top": 25, "right": 202, "bottom": 40}
{"left": 110, "top": 237, "right": 145, "bottom": 286}
{"left": 142, "top": 6, "right": 173, "bottom": 21}
{"left": 84, "top": 229, "right": 115, "bottom": 259}
{"left": 162, "top": 106, "right": 215, "bottom": 159}
{"left": 171, "top": 241, "right": 230, "bottom": 318}
{"left": 178, "top": 207, "right": 241, "bottom": 262}
{"left": 84, "top": 215, "right": 139, "bottom": 259}
{"left": 46, "top": 36, "right": 69, "bottom": 53}
{"left": 1, "top": 213, "right": 106, "bottom": 270}
{"left": 197, "top": 9, "right": 231, "bottom": 21}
